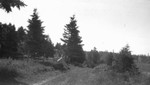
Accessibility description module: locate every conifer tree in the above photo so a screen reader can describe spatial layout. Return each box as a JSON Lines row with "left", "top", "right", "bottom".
{"left": 26, "top": 9, "right": 54, "bottom": 58}
{"left": 86, "top": 47, "right": 100, "bottom": 68}
{"left": 0, "top": 0, "right": 26, "bottom": 12}
{"left": 61, "top": 15, "right": 85, "bottom": 65}
{"left": 0, "top": 23, "right": 18, "bottom": 58}
{"left": 26, "top": 9, "right": 45, "bottom": 57}
{"left": 42, "top": 35, "right": 55, "bottom": 58}
{"left": 113, "top": 45, "right": 138, "bottom": 74}
{"left": 17, "top": 26, "right": 26, "bottom": 55}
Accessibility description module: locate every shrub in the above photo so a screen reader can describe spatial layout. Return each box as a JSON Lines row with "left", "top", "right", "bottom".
{"left": 92, "top": 64, "right": 149, "bottom": 85}
{"left": 85, "top": 47, "right": 101, "bottom": 68}
{"left": 112, "top": 45, "right": 139, "bottom": 75}
{"left": 0, "top": 66, "right": 20, "bottom": 81}
{"left": 101, "top": 52, "right": 114, "bottom": 66}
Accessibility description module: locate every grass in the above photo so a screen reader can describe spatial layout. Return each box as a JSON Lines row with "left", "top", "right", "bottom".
{"left": 1, "top": 58, "right": 150, "bottom": 85}
{"left": 39, "top": 64, "right": 150, "bottom": 85}
{"left": 137, "top": 63, "right": 150, "bottom": 72}
{"left": 90, "top": 64, "right": 150, "bottom": 85}
{"left": 0, "top": 58, "right": 61, "bottom": 85}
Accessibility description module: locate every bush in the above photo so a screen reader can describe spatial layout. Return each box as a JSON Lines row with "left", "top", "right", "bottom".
{"left": 52, "top": 63, "right": 66, "bottom": 71}
{"left": 85, "top": 47, "right": 101, "bottom": 68}
{"left": 112, "top": 45, "right": 139, "bottom": 75}
{"left": 0, "top": 66, "right": 20, "bottom": 82}
{"left": 0, "top": 58, "right": 53, "bottom": 77}
{"left": 101, "top": 52, "right": 114, "bottom": 66}
{"left": 0, "top": 59, "right": 21, "bottom": 82}
{"left": 92, "top": 64, "right": 149, "bottom": 85}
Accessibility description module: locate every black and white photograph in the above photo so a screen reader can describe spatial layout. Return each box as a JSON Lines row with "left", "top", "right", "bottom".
{"left": 0, "top": 0, "right": 150, "bottom": 85}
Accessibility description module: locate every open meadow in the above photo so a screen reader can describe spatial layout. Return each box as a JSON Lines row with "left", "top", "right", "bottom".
{"left": 0, "top": 58, "right": 150, "bottom": 85}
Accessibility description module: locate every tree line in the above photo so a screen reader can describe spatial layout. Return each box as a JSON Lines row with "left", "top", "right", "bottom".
{"left": 0, "top": 0, "right": 147, "bottom": 75}
{"left": 0, "top": 1, "right": 85, "bottom": 66}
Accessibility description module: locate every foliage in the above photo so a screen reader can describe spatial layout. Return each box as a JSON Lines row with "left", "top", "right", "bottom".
{"left": 0, "top": 0, "right": 26, "bottom": 12}
{"left": 25, "top": 9, "right": 54, "bottom": 58}
{"left": 17, "top": 26, "right": 26, "bottom": 55}
{"left": 85, "top": 47, "right": 101, "bottom": 68}
{"left": 112, "top": 45, "right": 139, "bottom": 75}
{"left": 0, "top": 63, "right": 20, "bottom": 82}
{"left": 61, "top": 15, "right": 85, "bottom": 65}
{"left": 102, "top": 52, "right": 114, "bottom": 66}
{"left": 135, "top": 55, "right": 150, "bottom": 64}
{"left": 91, "top": 64, "right": 150, "bottom": 85}
{"left": 0, "top": 58, "right": 54, "bottom": 84}
{"left": 41, "top": 35, "right": 55, "bottom": 58}
{"left": 0, "top": 23, "right": 18, "bottom": 58}
{"left": 55, "top": 43, "right": 62, "bottom": 50}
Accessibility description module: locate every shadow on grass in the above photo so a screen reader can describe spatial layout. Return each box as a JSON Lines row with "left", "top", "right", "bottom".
{"left": 0, "top": 67, "right": 28, "bottom": 85}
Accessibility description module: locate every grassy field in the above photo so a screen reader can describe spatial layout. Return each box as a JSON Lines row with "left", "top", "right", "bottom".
{"left": 34, "top": 64, "right": 150, "bottom": 85}
{"left": 0, "top": 59, "right": 150, "bottom": 85}
{"left": 0, "top": 58, "right": 61, "bottom": 85}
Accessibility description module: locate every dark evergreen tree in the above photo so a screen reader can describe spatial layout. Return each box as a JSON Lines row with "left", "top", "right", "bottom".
{"left": 0, "top": 23, "right": 4, "bottom": 55}
{"left": 26, "top": 9, "right": 45, "bottom": 57}
{"left": 0, "top": 23, "right": 18, "bottom": 58}
{"left": 85, "top": 47, "right": 100, "bottom": 68}
{"left": 0, "top": 0, "right": 26, "bottom": 58}
{"left": 0, "top": 23, "right": 4, "bottom": 58}
{"left": 113, "top": 45, "right": 138, "bottom": 74}
{"left": 26, "top": 9, "right": 54, "bottom": 58}
{"left": 61, "top": 15, "right": 85, "bottom": 65}
{"left": 103, "top": 52, "right": 114, "bottom": 66}
{"left": 17, "top": 26, "right": 26, "bottom": 55}
{"left": 41, "top": 35, "right": 55, "bottom": 58}
{"left": 17, "top": 26, "right": 26, "bottom": 42}
{"left": 0, "top": 0, "right": 26, "bottom": 12}
{"left": 91, "top": 47, "right": 100, "bottom": 65}
{"left": 55, "top": 43, "right": 62, "bottom": 50}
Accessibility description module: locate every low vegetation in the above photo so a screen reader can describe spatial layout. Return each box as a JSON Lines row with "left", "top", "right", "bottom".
{"left": 0, "top": 58, "right": 62, "bottom": 84}
{"left": 92, "top": 64, "right": 150, "bottom": 85}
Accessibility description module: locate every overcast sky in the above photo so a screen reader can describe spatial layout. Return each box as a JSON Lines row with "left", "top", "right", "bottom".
{"left": 0, "top": 0, "right": 150, "bottom": 55}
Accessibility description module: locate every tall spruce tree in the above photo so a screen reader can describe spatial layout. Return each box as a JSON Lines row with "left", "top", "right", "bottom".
{"left": 26, "top": 9, "right": 54, "bottom": 58}
{"left": 26, "top": 9, "right": 45, "bottom": 57}
{"left": 61, "top": 15, "right": 85, "bottom": 65}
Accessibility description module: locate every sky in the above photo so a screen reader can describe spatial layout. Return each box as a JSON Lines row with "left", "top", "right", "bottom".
{"left": 0, "top": 0, "right": 150, "bottom": 55}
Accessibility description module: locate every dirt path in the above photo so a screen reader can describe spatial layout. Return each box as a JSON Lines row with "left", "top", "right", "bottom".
{"left": 32, "top": 74, "right": 63, "bottom": 85}
{"left": 32, "top": 67, "right": 94, "bottom": 85}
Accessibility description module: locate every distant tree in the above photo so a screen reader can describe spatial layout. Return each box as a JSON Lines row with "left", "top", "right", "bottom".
{"left": 26, "top": 9, "right": 54, "bottom": 58}
{"left": 17, "top": 26, "right": 26, "bottom": 55}
{"left": 85, "top": 47, "right": 100, "bottom": 68}
{"left": 0, "top": 23, "right": 4, "bottom": 53}
{"left": 91, "top": 47, "right": 100, "bottom": 65}
{"left": 0, "top": 23, "right": 18, "bottom": 58}
{"left": 55, "top": 43, "right": 62, "bottom": 50}
{"left": 103, "top": 52, "right": 114, "bottom": 66}
{"left": 112, "top": 45, "right": 138, "bottom": 74}
{"left": 41, "top": 35, "right": 55, "bottom": 58}
{"left": 61, "top": 15, "right": 85, "bottom": 65}
{"left": 0, "top": 0, "right": 26, "bottom": 12}
{"left": 17, "top": 26, "right": 26, "bottom": 42}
